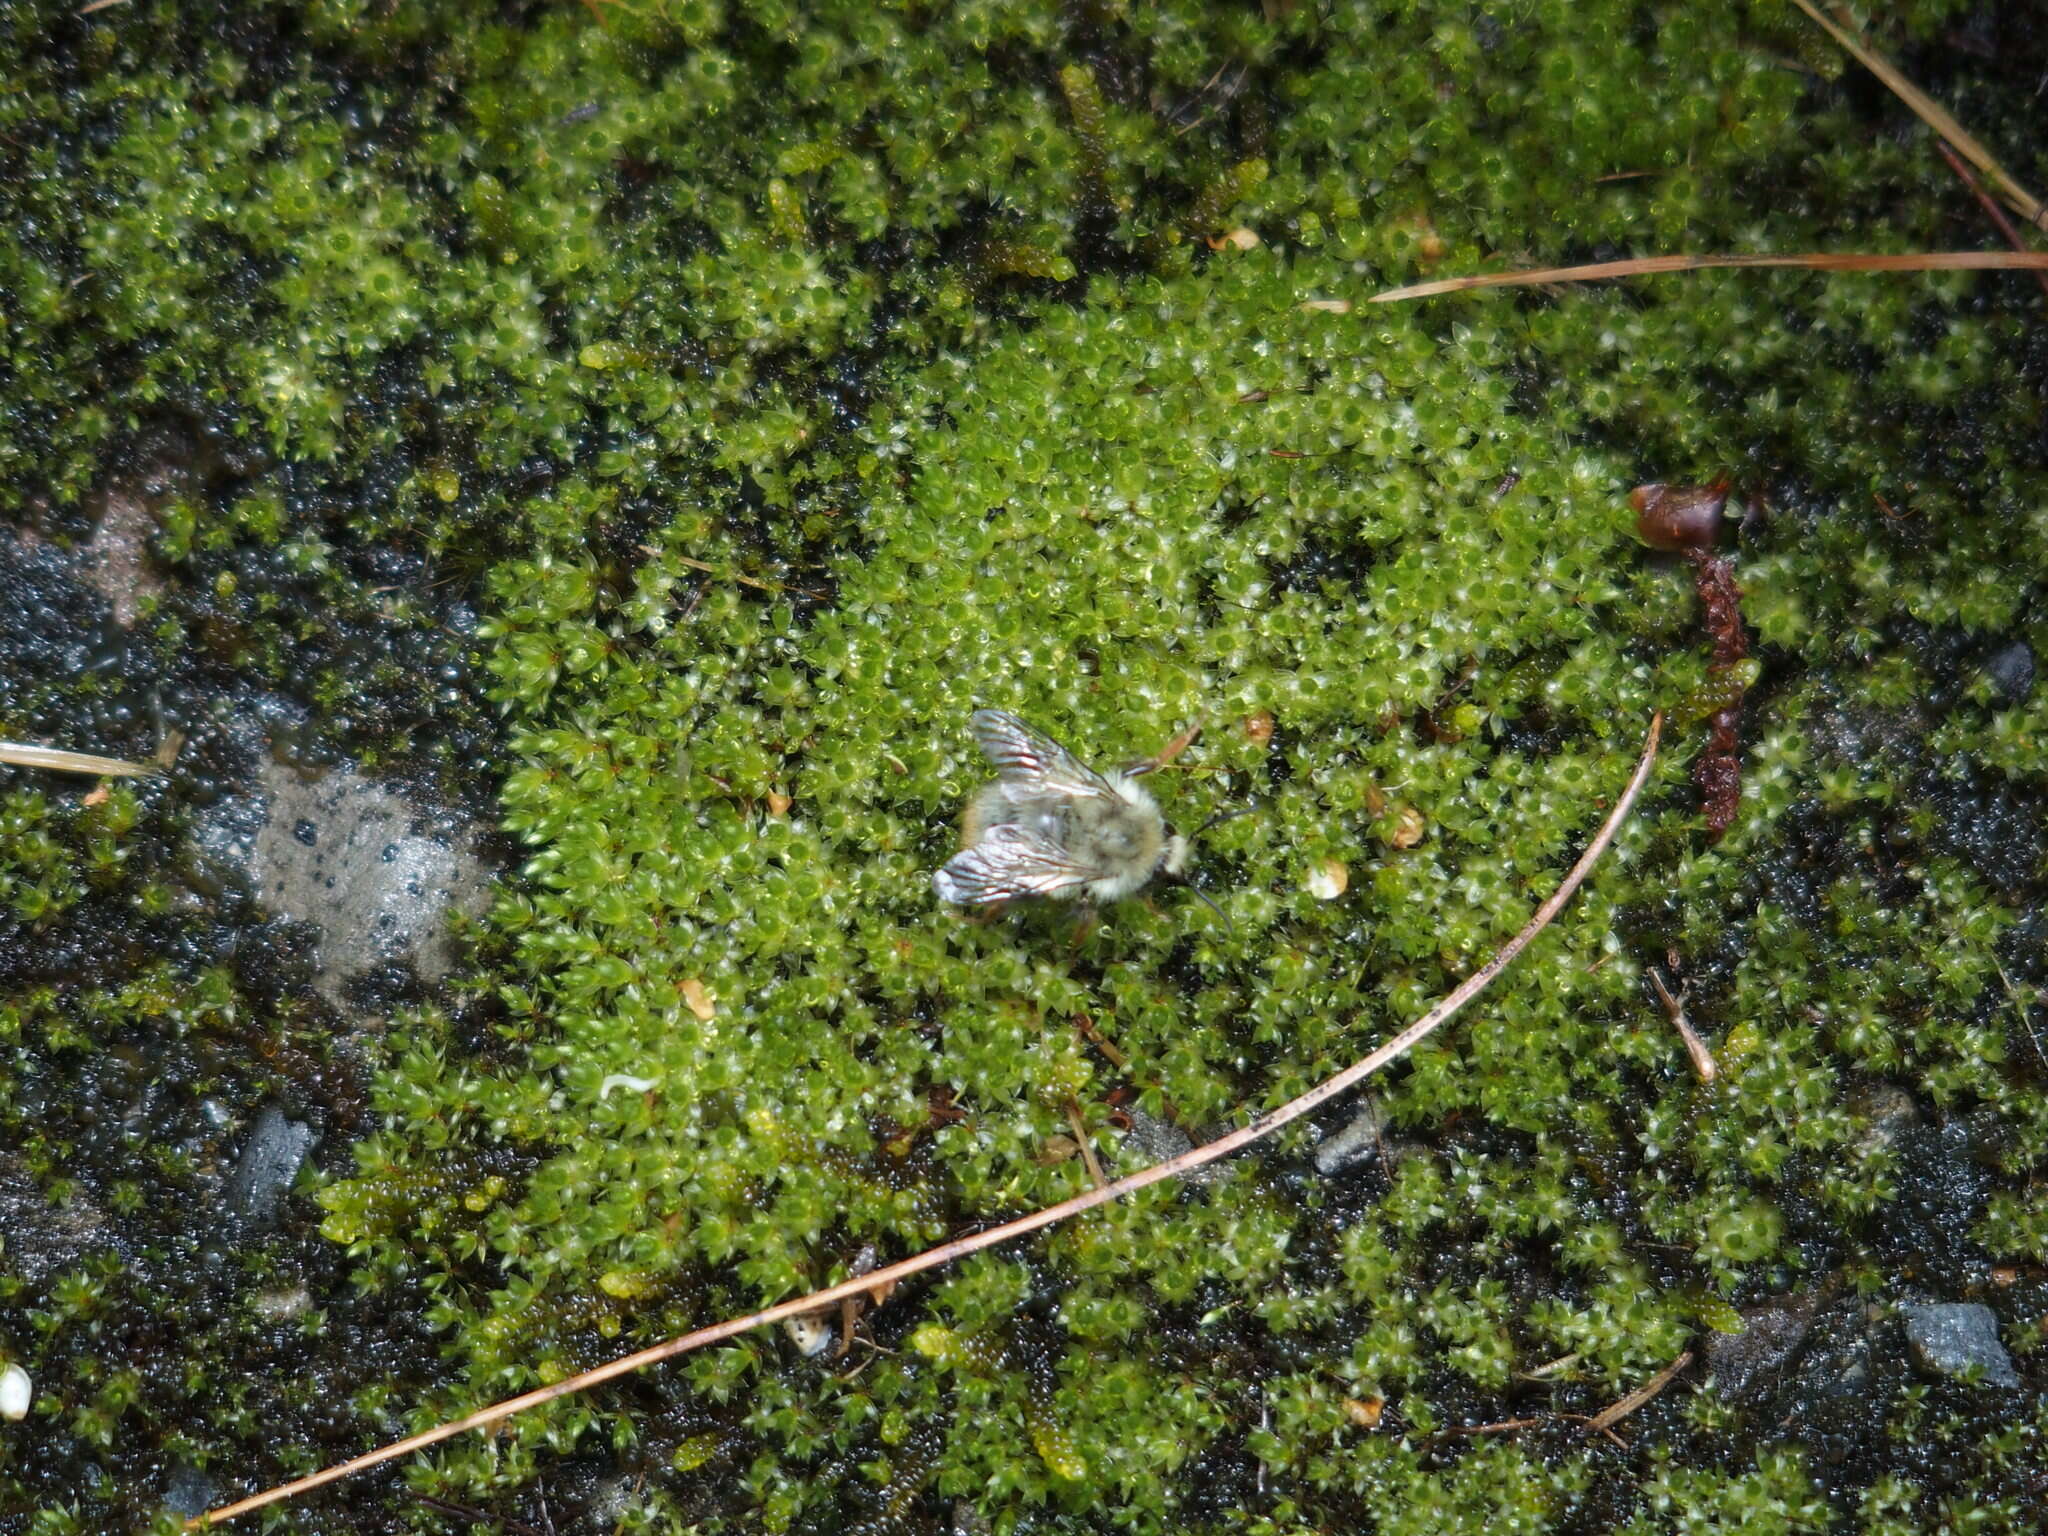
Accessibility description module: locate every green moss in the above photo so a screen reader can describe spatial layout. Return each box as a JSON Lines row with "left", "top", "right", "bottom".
{"left": 6, "top": 0, "right": 2048, "bottom": 1530}
{"left": 353, "top": 253, "right": 2043, "bottom": 1525}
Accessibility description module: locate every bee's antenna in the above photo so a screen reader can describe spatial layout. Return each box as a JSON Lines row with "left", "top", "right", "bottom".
{"left": 1195, "top": 803, "right": 1257, "bottom": 837}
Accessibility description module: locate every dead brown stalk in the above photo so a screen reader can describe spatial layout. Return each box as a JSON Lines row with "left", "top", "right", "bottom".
{"left": 1648, "top": 965, "right": 1717, "bottom": 1084}
{"left": 1584, "top": 1349, "right": 1695, "bottom": 1434}
{"left": 1934, "top": 141, "right": 2048, "bottom": 303}
{"left": 1063, "top": 1099, "right": 1110, "bottom": 1190}
{"left": 1370, "top": 250, "right": 2048, "bottom": 303}
{"left": 0, "top": 741, "right": 156, "bottom": 778}
{"left": 1788, "top": 0, "right": 2044, "bottom": 233}
{"left": 189, "top": 714, "right": 1663, "bottom": 1529}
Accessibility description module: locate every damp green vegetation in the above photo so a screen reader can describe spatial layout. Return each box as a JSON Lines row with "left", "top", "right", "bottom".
{"left": 3, "top": 0, "right": 2047, "bottom": 1531}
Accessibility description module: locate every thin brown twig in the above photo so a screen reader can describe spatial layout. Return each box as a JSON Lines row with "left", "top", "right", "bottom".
{"left": 643, "top": 547, "right": 827, "bottom": 599}
{"left": 1364, "top": 1093, "right": 1392, "bottom": 1178}
{"left": 410, "top": 1492, "right": 543, "bottom": 1536}
{"left": 668, "top": 555, "right": 811, "bottom": 596}
{"left": 1788, "top": 0, "right": 2045, "bottom": 232}
{"left": 1171, "top": 59, "right": 1251, "bottom": 138}
{"left": 1934, "top": 141, "right": 2048, "bottom": 303}
{"left": 1075, "top": 1013, "right": 1129, "bottom": 1069}
{"left": 1444, "top": 1416, "right": 1545, "bottom": 1436}
{"left": 188, "top": 714, "right": 1662, "bottom": 1530}
{"left": 1994, "top": 962, "right": 2048, "bottom": 1074}
{"left": 1647, "top": 966, "right": 1717, "bottom": 1084}
{"left": 1368, "top": 250, "right": 2048, "bottom": 303}
{"left": 1557, "top": 1411, "right": 1631, "bottom": 1450}
{"left": 608, "top": 1472, "right": 646, "bottom": 1536}
{"left": 1584, "top": 1349, "right": 1695, "bottom": 1433}
{"left": 1064, "top": 1099, "right": 1109, "bottom": 1190}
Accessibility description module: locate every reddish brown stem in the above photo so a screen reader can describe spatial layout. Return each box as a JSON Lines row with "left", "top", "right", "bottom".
{"left": 1688, "top": 551, "right": 1747, "bottom": 839}
{"left": 1935, "top": 140, "right": 2048, "bottom": 303}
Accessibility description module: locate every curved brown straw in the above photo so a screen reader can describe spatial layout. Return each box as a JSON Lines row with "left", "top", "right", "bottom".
{"left": 192, "top": 712, "right": 1662, "bottom": 1528}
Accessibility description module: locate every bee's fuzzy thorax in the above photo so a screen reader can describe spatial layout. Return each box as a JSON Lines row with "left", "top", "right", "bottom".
{"left": 1074, "top": 771, "right": 1170, "bottom": 902}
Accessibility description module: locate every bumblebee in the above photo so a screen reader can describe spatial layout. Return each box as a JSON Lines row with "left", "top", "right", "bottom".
{"left": 932, "top": 709, "right": 1203, "bottom": 909}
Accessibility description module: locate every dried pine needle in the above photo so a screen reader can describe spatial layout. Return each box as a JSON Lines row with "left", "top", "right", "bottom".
{"left": 0, "top": 741, "right": 156, "bottom": 777}
{"left": 1369, "top": 250, "right": 2048, "bottom": 302}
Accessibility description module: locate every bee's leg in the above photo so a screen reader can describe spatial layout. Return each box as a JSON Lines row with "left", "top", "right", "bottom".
{"left": 1068, "top": 904, "right": 1099, "bottom": 944}
{"left": 966, "top": 899, "right": 1013, "bottom": 926}
{"left": 1124, "top": 720, "right": 1202, "bottom": 777}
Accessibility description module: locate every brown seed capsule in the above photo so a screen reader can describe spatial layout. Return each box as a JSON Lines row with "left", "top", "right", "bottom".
{"left": 1342, "top": 1396, "right": 1385, "bottom": 1429}
{"left": 1388, "top": 805, "right": 1426, "bottom": 849}
{"left": 1632, "top": 479, "right": 1731, "bottom": 553}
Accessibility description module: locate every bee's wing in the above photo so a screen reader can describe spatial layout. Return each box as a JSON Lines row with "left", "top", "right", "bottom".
{"left": 932, "top": 824, "right": 1104, "bottom": 905}
{"left": 970, "top": 709, "right": 1113, "bottom": 798}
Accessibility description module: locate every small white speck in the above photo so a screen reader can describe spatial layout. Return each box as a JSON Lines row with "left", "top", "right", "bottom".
{"left": 253, "top": 1286, "right": 313, "bottom": 1322}
{"left": 782, "top": 1314, "right": 833, "bottom": 1358}
{"left": 599, "top": 1073, "right": 660, "bottom": 1099}
{"left": 0, "top": 1364, "right": 30, "bottom": 1421}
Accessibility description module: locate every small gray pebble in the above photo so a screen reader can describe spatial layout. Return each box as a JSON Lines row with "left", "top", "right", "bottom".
{"left": 1313, "top": 1098, "right": 1386, "bottom": 1177}
{"left": 1705, "top": 1298, "right": 1816, "bottom": 1403}
{"left": 1983, "top": 640, "right": 2035, "bottom": 705}
{"left": 1118, "top": 1108, "right": 1231, "bottom": 1186}
{"left": 164, "top": 1464, "right": 217, "bottom": 1520}
{"left": 1903, "top": 1302, "right": 2020, "bottom": 1388}
{"left": 227, "top": 1106, "right": 317, "bottom": 1231}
